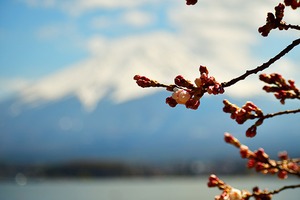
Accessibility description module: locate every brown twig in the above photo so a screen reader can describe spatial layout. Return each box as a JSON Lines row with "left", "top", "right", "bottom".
{"left": 263, "top": 108, "right": 300, "bottom": 120}
{"left": 222, "top": 38, "right": 300, "bottom": 88}
{"left": 269, "top": 184, "right": 300, "bottom": 195}
{"left": 286, "top": 24, "right": 300, "bottom": 31}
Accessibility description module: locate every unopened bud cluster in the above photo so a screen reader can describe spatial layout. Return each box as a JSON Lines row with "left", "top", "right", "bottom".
{"left": 166, "top": 66, "right": 224, "bottom": 109}
{"left": 133, "top": 75, "right": 159, "bottom": 88}
{"left": 207, "top": 174, "right": 282, "bottom": 200}
{"left": 251, "top": 187, "right": 273, "bottom": 200}
{"left": 223, "top": 100, "right": 264, "bottom": 137}
{"left": 258, "top": 3, "right": 287, "bottom": 36}
{"left": 223, "top": 100, "right": 263, "bottom": 124}
{"left": 224, "top": 133, "right": 300, "bottom": 179}
{"left": 134, "top": 66, "right": 224, "bottom": 110}
{"left": 259, "top": 73, "right": 300, "bottom": 104}
{"left": 208, "top": 174, "right": 249, "bottom": 200}
{"left": 208, "top": 173, "right": 288, "bottom": 200}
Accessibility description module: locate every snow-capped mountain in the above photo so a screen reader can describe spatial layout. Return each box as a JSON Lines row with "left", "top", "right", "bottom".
{"left": 0, "top": 92, "right": 299, "bottom": 164}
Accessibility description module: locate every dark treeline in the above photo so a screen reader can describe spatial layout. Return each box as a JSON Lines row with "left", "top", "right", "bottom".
{"left": 0, "top": 159, "right": 249, "bottom": 179}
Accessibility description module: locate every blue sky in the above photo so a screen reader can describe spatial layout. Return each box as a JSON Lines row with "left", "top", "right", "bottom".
{"left": 0, "top": 0, "right": 299, "bottom": 110}
{"left": 0, "top": 0, "right": 299, "bottom": 165}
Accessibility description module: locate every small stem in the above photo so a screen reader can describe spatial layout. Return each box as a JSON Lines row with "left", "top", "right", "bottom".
{"left": 222, "top": 38, "right": 300, "bottom": 88}
{"left": 270, "top": 184, "right": 300, "bottom": 195}
{"left": 286, "top": 24, "right": 300, "bottom": 31}
{"left": 263, "top": 108, "right": 300, "bottom": 120}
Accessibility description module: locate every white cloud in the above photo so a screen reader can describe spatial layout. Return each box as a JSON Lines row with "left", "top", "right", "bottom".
{"left": 23, "top": 0, "right": 172, "bottom": 16}
{"left": 16, "top": 0, "right": 300, "bottom": 111}
{"left": 122, "top": 11, "right": 155, "bottom": 27}
{"left": 0, "top": 78, "right": 31, "bottom": 100}
{"left": 90, "top": 10, "right": 155, "bottom": 30}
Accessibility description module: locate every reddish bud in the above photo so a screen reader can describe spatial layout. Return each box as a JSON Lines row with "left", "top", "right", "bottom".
{"left": 166, "top": 97, "right": 178, "bottom": 108}
{"left": 199, "top": 65, "right": 209, "bottom": 74}
{"left": 278, "top": 151, "right": 288, "bottom": 160}
{"left": 255, "top": 148, "right": 269, "bottom": 163}
{"left": 133, "top": 75, "right": 153, "bottom": 88}
{"left": 239, "top": 145, "right": 249, "bottom": 158}
{"left": 277, "top": 170, "right": 288, "bottom": 179}
{"left": 255, "top": 162, "right": 265, "bottom": 172}
{"left": 247, "top": 159, "right": 256, "bottom": 168}
{"left": 207, "top": 174, "right": 220, "bottom": 187}
{"left": 174, "top": 75, "right": 194, "bottom": 88}
{"left": 224, "top": 133, "right": 241, "bottom": 148}
{"left": 174, "top": 75, "right": 185, "bottom": 86}
{"left": 185, "top": 98, "right": 200, "bottom": 110}
{"left": 287, "top": 162, "right": 299, "bottom": 171}
{"left": 224, "top": 133, "right": 234, "bottom": 143}
{"left": 186, "top": 0, "right": 198, "bottom": 5}
{"left": 246, "top": 125, "right": 257, "bottom": 138}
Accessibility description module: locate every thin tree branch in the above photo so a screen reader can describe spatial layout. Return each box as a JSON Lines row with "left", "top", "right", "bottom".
{"left": 269, "top": 184, "right": 300, "bottom": 195}
{"left": 222, "top": 38, "right": 300, "bottom": 88}
{"left": 263, "top": 108, "right": 300, "bottom": 120}
{"left": 286, "top": 24, "right": 300, "bottom": 31}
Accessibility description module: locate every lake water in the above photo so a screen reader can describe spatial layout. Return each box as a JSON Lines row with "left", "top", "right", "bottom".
{"left": 0, "top": 176, "right": 299, "bottom": 200}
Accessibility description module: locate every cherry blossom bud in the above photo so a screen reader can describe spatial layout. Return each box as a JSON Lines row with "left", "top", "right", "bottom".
{"left": 186, "top": 0, "right": 198, "bottom": 5}
{"left": 133, "top": 75, "right": 153, "bottom": 88}
{"left": 247, "top": 159, "right": 256, "bottom": 168}
{"left": 278, "top": 151, "right": 288, "bottom": 160}
{"left": 166, "top": 97, "right": 178, "bottom": 108}
{"left": 224, "top": 133, "right": 241, "bottom": 148}
{"left": 239, "top": 145, "right": 249, "bottom": 158}
{"left": 246, "top": 125, "right": 257, "bottom": 138}
{"left": 277, "top": 170, "right": 288, "bottom": 179}
{"left": 199, "top": 65, "right": 209, "bottom": 74}
{"left": 229, "top": 188, "right": 242, "bottom": 200}
{"left": 207, "top": 174, "right": 220, "bottom": 187}
{"left": 185, "top": 98, "right": 200, "bottom": 110}
{"left": 172, "top": 89, "right": 191, "bottom": 104}
{"left": 255, "top": 148, "right": 269, "bottom": 163}
{"left": 174, "top": 75, "right": 194, "bottom": 88}
{"left": 255, "top": 162, "right": 265, "bottom": 172}
{"left": 287, "top": 162, "right": 299, "bottom": 171}
{"left": 174, "top": 75, "right": 185, "bottom": 86}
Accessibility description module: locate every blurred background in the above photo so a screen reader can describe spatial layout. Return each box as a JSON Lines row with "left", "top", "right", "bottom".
{"left": 0, "top": 0, "right": 299, "bottom": 199}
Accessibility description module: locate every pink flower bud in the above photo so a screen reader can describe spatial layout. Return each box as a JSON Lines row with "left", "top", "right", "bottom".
{"left": 185, "top": 98, "right": 200, "bottom": 110}
{"left": 247, "top": 159, "right": 256, "bottom": 168}
{"left": 278, "top": 151, "right": 288, "bottom": 160}
{"left": 199, "top": 65, "right": 209, "bottom": 74}
{"left": 239, "top": 145, "right": 249, "bottom": 158}
{"left": 277, "top": 170, "right": 288, "bottom": 179}
{"left": 166, "top": 97, "right": 177, "bottom": 108}
{"left": 255, "top": 162, "right": 265, "bottom": 172}
{"left": 287, "top": 162, "right": 299, "bottom": 171}
{"left": 229, "top": 188, "right": 242, "bottom": 200}
{"left": 172, "top": 89, "right": 191, "bottom": 104}
{"left": 207, "top": 174, "right": 220, "bottom": 187}
{"left": 255, "top": 148, "right": 269, "bottom": 163}
{"left": 246, "top": 125, "right": 257, "bottom": 138}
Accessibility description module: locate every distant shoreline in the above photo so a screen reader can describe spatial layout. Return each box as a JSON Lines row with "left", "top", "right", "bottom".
{"left": 0, "top": 159, "right": 251, "bottom": 179}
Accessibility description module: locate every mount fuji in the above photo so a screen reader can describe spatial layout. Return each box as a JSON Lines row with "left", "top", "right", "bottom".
{"left": 0, "top": 91, "right": 299, "bottom": 165}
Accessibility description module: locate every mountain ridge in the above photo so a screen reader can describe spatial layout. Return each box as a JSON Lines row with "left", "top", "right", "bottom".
{"left": 0, "top": 92, "right": 299, "bottom": 165}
